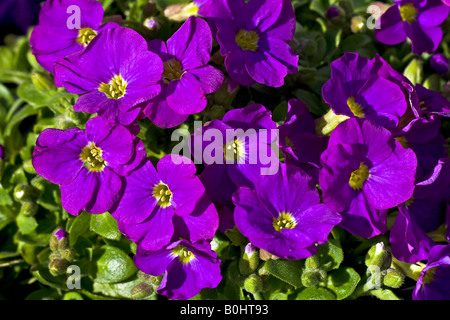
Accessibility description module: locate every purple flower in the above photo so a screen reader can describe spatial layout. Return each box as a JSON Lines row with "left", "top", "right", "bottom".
{"left": 233, "top": 163, "right": 341, "bottom": 260}
{"left": 374, "top": 0, "right": 450, "bottom": 55}
{"left": 54, "top": 27, "right": 163, "bottom": 125}
{"left": 208, "top": 0, "right": 298, "bottom": 87}
{"left": 192, "top": 104, "right": 279, "bottom": 203}
{"left": 322, "top": 52, "right": 411, "bottom": 130}
{"left": 319, "top": 118, "right": 417, "bottom": 238}
{"left": 390, "top": 158, "right": 450, "bottom": 263}
{"left": 110, "top": 155, "right": 205, "bottom": 251}
{"left": 30, "top": 0, "right": 119, "bottom": 73}
{"left": 430, "top": 54, "right": 450, "bottom": 74}
{"left": 144, "top": 17, "right": 224, "bottom": 128}
{"left": 194, "top": 0, "right": 213, "bottom": 17}
{"left": 413, "top": 244, "right": 450, "bottom": 300}
{"left": 0, "top": 144, "right": 4, "bottom": 160}
{"left": 134, "top": 240, "right": 222, "bottom": 300}
{"left": 32, "top": 117, "right": 146, "bottom": 215}
{"left": 278, "top": 99, "right": 329, "bottom": 183}
{"left": 415, "top": 84, "right": 450, "bottom": 117}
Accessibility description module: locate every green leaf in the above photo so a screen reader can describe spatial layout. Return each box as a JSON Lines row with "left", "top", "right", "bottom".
{"left": 67, "top": 212, "right": 92, "bottom": 247}
{"left": 315, "top": 239, "right": 344, "bottom": 271}
{"left": 296, "top": 287, "right": 336, "bottom": 300}
{"left": 16, "top": 213, "right": 38, "bottom": 235}
{"left": 340, "top": 34, "right": 372, "bottom": 53}
{"left": 94, "top": 245, "right": 137, "bottom": 284}
{"left": 370, "top": 288, "right": 401, "bottom": 300}
{"left": 326, "top": 267, "right": 361, "bottom": 300}
{"left": 293, "top": 88, "right": 328, "bottom": 116}
{"left": 403, "top": 58, "right": 423, "bottom": 85}
{"left": 93, "top": 276, "right": 150, "bottom": 299}
{"left": 90, "top": 212, "right": 122, "bottom": 241}
{"left": 17, "top": 82, "right": 52, "bottom": 108}
{"left": 264, "top": 259, "right": 304, "bottom": 288}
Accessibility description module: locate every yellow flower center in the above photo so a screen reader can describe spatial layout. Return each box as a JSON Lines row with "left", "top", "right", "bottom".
{"left": 394, "top": 136, "right": 409, "bottom": 148}
{"left": 152, "top": 182, "right": 172, "bottom": 208}
{"left": 235, "top": 30, "right": 259, "bottom": 51}
{"left": 80, "top": 142, "right": 106, "bottom": 172}
{"left": 98, "top": 75, "right": 127, "bottom": 100}
{"left": 273, "top": 212, "right": 297, "bottom": 232}
{"left": 347, "top": 97, "right": 365, "bottom": 118}
{"left": 223, "top": 139, "right": 245, "bottom": 162}
{"left": 349, "top": 162, "right": 370, "bottom": 190}
{"left": 162, "top": 59, "right": 184, "bottom": 83}
{"left": 171, "top": 245, "right": 196, "bottom": 264}
{"left": 76, "top": 27, "right": 97, "bottom": 46}
{"left": 399, "top": 3, "right": 417, "bottom": 23}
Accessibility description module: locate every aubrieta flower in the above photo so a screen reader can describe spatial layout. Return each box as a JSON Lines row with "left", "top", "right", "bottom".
{"left": 30, "top": 0, "right": 119, "bottom": 73}
{"left": 110, "top": 155, "right": 205, "bottom": 251}
{"left": 233, "top": 163, "right": 342, "bottom": 260}
{"left": 32, "top": 116, "right": 146, "bottom": 215}
{"left": 413, "top": 244, "right": 450, "bottom": 300}
{"left": 430, "top": 54, "right": 450, "bottom": 75}
{"left": 319, "top": 118, "right": 417, "bottom": 238}
{"left": 144, "top": 16, "right": 224, "bottom": 128}
{"left": 54, "top": 26, "right": 163, "bottom": 125}
{"left": 374, "top": 0, "right": 450, "bottom": 55}
{"left": 278, "top": 99, "right": 329, "bottom": 183}
{"left": 390, "top": 158, "right": 450, "bottom": 263}
{"left": 192, "top": 103, "right": 279, "bottom": 203}
{"left": 322, "top": 52, "right": 411, "bottom": 130}
{"left": 415, "top": 84, "right": 450, "bottom": 117}
{"left": 208, "top": 0, "right": 299, "bottom": 87}
{"left": 134, "top": 239, "right": 222, "bottom": 300}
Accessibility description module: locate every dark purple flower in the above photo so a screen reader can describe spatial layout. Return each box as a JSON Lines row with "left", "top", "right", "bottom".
{"left": 54, "top": 26, "right": 163, "bottom": 125}
{"left": 319, "top": 118, "right": 417, "bottom": 238}
{"left": 192, "top": 103, "right": 279, "bottom": 203}
{"left": 0, "top": 0, "right": 41, "bottom": 34}
{"left": 233, "top": 163, "right": 341, "bottom": 260}
{"left": 413, "top": 244, "right": 450, "bottom": 300}
{"left": 110, "top": 155, "right": 205, "bottom": 251}
{"left": 278, "top": 99, "right": 329, "bottom": 183}
{"left": 326, "top": 6, "right": 341, "bottom": 19}
{"left": 32, "top": 116, "right": 146, "bottom": 215}
{"left": 144, "top": 17, "right": 224, "bottom": 128}
{"left": 390, "top": 158, "right": 450, "bottom": 263}
{"left": 430, "top": 54, "right": 450, "bottom": 74}
{"left": 415, "top": 84, "right": 450, "bottom": 117}
{"left": 194, "top": 0, "right": 213, "bottom": 16}
{"left": 374, "top": 0, "right": 450, "bottom": 55}
{"left": 208, "top": 0, "right": 298, "bottom": 87}
{"left": 134, "top": 240, "right": 222, "bottom": 300}
{"left": 322, "top": 52, "right": 411, "bottom": 130}
{"left": 53, "top": 228, "right": 68, "bottom": 242}
{"left": 0, "top": 144, "right": 4, "bottom": 160}
{"left": 30, "top": 0, "right": 119, "bottom": 73}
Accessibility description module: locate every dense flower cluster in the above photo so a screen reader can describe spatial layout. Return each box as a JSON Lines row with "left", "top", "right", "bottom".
{"left": 26, "top": 0, "right": 450, "bottom": 300}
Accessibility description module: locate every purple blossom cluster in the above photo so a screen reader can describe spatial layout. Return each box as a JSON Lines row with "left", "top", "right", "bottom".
{"left": 28, "top": 0, "right": 450, "bottom": 300}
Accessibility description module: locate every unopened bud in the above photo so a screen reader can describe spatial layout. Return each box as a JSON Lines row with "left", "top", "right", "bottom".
{"left": 48, "top": 258, "right": 69, "bottom": 276}
{"left": 365, "top": 242, "right": 391, "bottom": 271}
{"left": 243, "top": 274, "right": 263, "bottom": 294}
{"left": 305, "top": 255, "right": 321, "bottom": 270}
{"left": 301, "top": 269, "right": 327, "bottom": 287}
{"left": 131, "top": 282, "right": 154, "bottom": 299}
{"left": 239, "top": 243, "right": 260, "bottom": 275}
{"left": 383, "top": 268, "right": 404, "bottom": 288}
{"left": 259, "top": 249, "right": 279, "bottom": 261}
{"left": 326, "top": 6, "right": 346, "bottom": 25}
{"left": 61, "top": 248, "right": 77, "bottom": 262}
{"left": 164, "top": 3, "right": 199, "bottom": 22}
{"left": 0, "top": 144, "right": 4, "bottom": 160}
{"left": 350, "top": 16, "right": 367, "bottom": 33}
{"left": 143, "top": 17, "right": 161, "bottom": 35}
{"left": 14, "top": 184, "right": 34, "bottom": 202}
{"left": 50, "top": 228, "right": 69, "bottom": 252}
{"left": 20, "top": 201, "right": 38, "bottom": 217}
{"left": 31, "top": 72, "right": 55, "bottom": 92}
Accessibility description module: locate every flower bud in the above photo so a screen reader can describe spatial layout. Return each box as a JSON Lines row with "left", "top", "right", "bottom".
{"left": 365, "top": 242, "right": 391, "bottom": 271}
{"left": 430, "top": 54, "right": 450, "bottom": 75}
{"left": 239, "top": 243, "right": 260, "bottom": 276}
{"left": 383, "top": 268, "right": 404, "bottom": 288}
{"left": 0, "top": 144, "right": 4, "bottom": 160}
{"left": 20, "top": 201, "right": 38, "bottom": 217}
{"left": 31, "top": 72, "right": 56, "bottom": 92}
{"left": 350, "top": 16, "right": 367, "bottom": 33}
{"left": 142, "top": 17, "right": 161, "bottom": 35}
{"left": 259, "top": 249, "right": 279, "bottom": 261}
{"left": 61, "top": 248, "right": 77, "bottom": 262}
{"left": 304, "top": 255, "right": 321, "bottom": 270}
{"left": 301, "top": 269, "right": 327, "bottom": 287}
{"left": 131, "top": 282, "right": 154, "bottom": 299}
{"left": 164, "top": 3, "right": 199, "bottom": 22}
{"left": 49, "top": 228, "right": 69, "bottom": 252}
{"left": 13, "top": 184, "right": 34, "bottom": 202}
{"left": 48, "top": 257, "right": 69, "bottom": 276}
{"left": 326, "top": 6, "right": 346, "bottom": 25}
{"left": 243, "top": 274, "right": 263, "bottom": 294}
